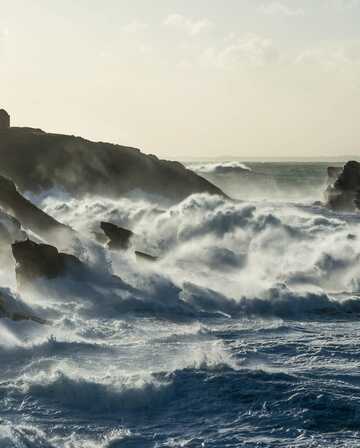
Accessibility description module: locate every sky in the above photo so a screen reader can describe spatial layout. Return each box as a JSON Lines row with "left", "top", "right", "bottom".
{"left": 1, "top": 0, "right": 360, "bottom": 159}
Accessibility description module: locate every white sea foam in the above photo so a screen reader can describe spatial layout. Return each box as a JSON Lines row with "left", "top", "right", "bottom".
{"left": 33, "top": 191, "right": 360, "bottom": 318}
{"left": 189, "top": 161, "right": 252, "bottom": 175}
{"left": 2, "top": 170, "right": 360, "bottom": 447}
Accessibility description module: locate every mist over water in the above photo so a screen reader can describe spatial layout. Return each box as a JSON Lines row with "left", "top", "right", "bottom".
{"left": 189, "top": 161, "right": 341, "bottom": 202}
{"left": 2, "top": 161, "right": 360, "bottom": 447}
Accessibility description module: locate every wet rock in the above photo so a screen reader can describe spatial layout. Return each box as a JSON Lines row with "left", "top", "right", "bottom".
{"left": 0, "top": 211, "right": 25, "bottom": 245}
{"left": 93, "top": 231, "right": 108, "bottom": 245}
{"left": 12, "top": 239, "right": 83, "bottom": 287}
{"left": 325, "top": 161, "right": 360, "bottom": 212}
{"left": 0, "top": 289, "right": 50, "bottom": 325}
{"left": 135, "top": 251, "right": 158, "bottom": 263}
{"left": 0, "top": 175, "right": 74, "bottom": 244}
{"left": 100, "top": 222, "right": 134, "bottom": 250}
{"left": 327, "top": 166, "right": 342, "bottom": 184}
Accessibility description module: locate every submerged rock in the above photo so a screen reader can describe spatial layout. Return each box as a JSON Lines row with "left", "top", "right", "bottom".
{"left": 135, "top": 251, "right": 158, "bottom": 263}
{"left": 12, "top": 239, "right": 83, "bottom": 287}
{"left": 326, "top": 161, "right": 360, "bottom": 211}
{"left": 100, "top": 221, "right": 159, "bottom": 261}
{"left": 0, "top": 127, "right": 225, "bottom": 203}
{"left": 100, "top": 221, "right": 134, "bottom": 250}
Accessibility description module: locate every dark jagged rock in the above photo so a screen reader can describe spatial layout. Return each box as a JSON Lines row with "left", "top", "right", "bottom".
{"left": 0, "top": 307, "right": 50, "bottom": 325}
{"left": 0, "top": 210, "right": 27, "bottom": 268}
{"left": 135, "top": 251, "right": 158, "bottom": 263}
{"left": 0, "top": 211, "right": 25, "bottom": 245}
{"left": 327, "top": 166, "right": 342, "bottom": 184}
{"left": 12, "top": 239, "right": 83, "bottom": 287}
{"left": 334, "top": 161, "right": 360, "bottom": 190}
{"left": 100, "top": 221, "right": 159, "bottom": 261}
{"left": 0, "top": 289, "right": 50, "bottom": 325}
{"left": 326, "top": 161, "right": 360, "bottom": 212}
{"left": 100, "top": 222, "right": 134, "bottom": 250}
{"left": 0, "top": 175, "right": 74, "bottom": 243}
{"left": 0, "top": 127, "right": 225, "bottom": 202}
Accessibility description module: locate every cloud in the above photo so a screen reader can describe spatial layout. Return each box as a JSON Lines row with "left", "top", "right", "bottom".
{"left": 122, "top": 20, "right": 148, "bottom": 34}
{"left": 258, "top": 2, "right": 305, "bottom": 16}
{"left": 326, "top": 0, "right": 360, "bottom": 8}
{"left": 163, "top": 14, "right": 213, "bottom": 36}
{"left": 201, "top": 34, "right": 279, "bottom": 68}
{"left": 295, "top": 41, "right": 360, "bottom": 87}
{"left": 295, "top": 41, "right": 360, "bottom": 70}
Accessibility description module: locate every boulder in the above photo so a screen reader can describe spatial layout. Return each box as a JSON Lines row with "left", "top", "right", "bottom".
{"left": 100, "top": 222, "right": 134, "bottom": 250}
{"left": 326, "top": 161, "right": 360, "bottom": 211}
{"left": 12, "top": 239, "right": 83, "bottom": 287}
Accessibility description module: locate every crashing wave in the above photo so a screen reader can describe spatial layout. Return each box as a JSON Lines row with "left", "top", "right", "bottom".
{"left": 189, "top": 162, "right": 251, "bottom": 175}
{"left": 28, "top": 192, "right": 360, "bottom": 317}
{"left": 190, "top": 161, "right": 252, "bottom": 176}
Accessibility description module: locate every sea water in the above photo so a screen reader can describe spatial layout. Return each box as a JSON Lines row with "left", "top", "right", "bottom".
{"left": 1, "top": 161, "right": 360, "bottom": 448}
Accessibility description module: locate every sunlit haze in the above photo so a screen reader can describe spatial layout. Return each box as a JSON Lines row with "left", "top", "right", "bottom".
{"left": 1, "top": 0, "right": 360, "bottom": 158}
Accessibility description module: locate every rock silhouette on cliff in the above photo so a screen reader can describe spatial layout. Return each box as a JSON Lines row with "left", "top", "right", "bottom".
{"left": 0, "top": 127, "right": 225, "bottom": 202}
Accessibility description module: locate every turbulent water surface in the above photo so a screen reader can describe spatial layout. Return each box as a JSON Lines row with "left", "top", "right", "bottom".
{"left": 1, "top": 161, "right": 360, "bottom": 447}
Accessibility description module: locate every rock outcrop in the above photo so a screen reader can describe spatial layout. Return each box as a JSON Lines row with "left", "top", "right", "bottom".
{"left": 12, "top": 239, "right": 83, "bottom": 287}
{"left": 0, "top": 289, "right": 50, "bottom": 325}
{"left": 326, "top": 161, "right": 360, "bottom": 212}
{"left": 0, "top": 175, "right": 74, "bottom": 244}
{"left": 0, "top": 211, "right": 25, "bottom": 245}
{"left": 327, "top": 166, "right": 343, "bottom": 185}
{"left": 0, "top": 128, "right": 225, "bottom": 202}
{"left": 100, "top": 221, "right": 158, "bottom": 261}
{"left": 100, "top": 222, "right": 134, "bottom": 250}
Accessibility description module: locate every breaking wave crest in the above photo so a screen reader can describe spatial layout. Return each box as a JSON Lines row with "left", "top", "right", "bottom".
{"left": 2, "top": 172, "right": 360, "bottom": 447}
{"left": 189, "top": 161, "right": 252, "bottom": 175}
{"left": 27, "top": 191, "right": 360, "bottom": 323}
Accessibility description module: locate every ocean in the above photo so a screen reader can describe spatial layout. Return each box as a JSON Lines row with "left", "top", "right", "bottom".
{"left": 1, "top": 160, "right": 360, "bottom": 448}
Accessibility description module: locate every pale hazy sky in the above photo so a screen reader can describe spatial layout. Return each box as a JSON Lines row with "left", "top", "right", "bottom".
{"left": 1, "top": 0, "right": 360, "bottom": 158}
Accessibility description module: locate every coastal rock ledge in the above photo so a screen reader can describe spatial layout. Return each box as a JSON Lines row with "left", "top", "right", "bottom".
{"left": 0, "top": 127, "right": 225, "bottom": 203}
{"left": 326, "top": 161, "right": 360, "bottom": 212}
